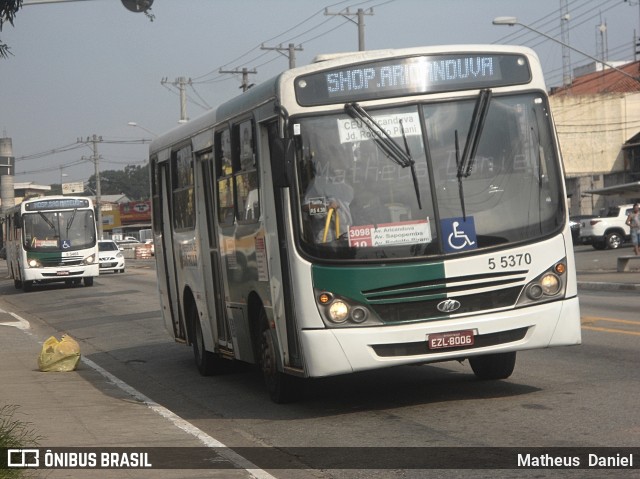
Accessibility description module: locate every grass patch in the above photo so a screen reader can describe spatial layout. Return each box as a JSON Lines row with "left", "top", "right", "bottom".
{"left": 0, "top": 405, "right": 41, "bottom": 479}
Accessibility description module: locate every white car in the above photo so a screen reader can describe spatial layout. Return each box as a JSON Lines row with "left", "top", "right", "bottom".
{"left": 98, "top": 240, "right": 126, "bottom": 273}
{"left": 144, "top": 239, "right": 155, "bottom": 256}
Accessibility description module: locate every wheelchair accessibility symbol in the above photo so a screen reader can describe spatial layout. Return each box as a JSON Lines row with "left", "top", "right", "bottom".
{"left": 61, "top": 240, "right": 72, "bottom": 249}
{"left": 441, "top": 217, "right": 477, "bottom": 253}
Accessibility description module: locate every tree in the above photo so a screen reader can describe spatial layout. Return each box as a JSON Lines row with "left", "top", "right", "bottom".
{"left": 0, "top": 0, "right": 22, "bottom": 59}
{"left": 86, "top": 163, "right": 150, "bottom": 200}
{"left": 1, "top": 0, "right": 154, "bottom": 58}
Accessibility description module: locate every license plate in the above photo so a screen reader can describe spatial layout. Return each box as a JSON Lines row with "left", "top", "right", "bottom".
{"left": 56, "top": 271, "right": 70, "bottom": 276}
{"left": 428, "top": 330, "right": 474, "bottom": 350}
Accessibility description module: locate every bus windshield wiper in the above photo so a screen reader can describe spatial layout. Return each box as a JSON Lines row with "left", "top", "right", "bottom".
{"left": 399, "top": 118, "right": 422, "bottom": 209}
{"left": 455, "top": 88, "right": 492, "bottom": 219}
{"left": 66, "top": 208, "right": 78, "bottom": 234}
{"left": 38, "top": 212, "right": 57, "bottom": 232}
{"left": 345, "top": 102, "right": 422, "bottom": 208}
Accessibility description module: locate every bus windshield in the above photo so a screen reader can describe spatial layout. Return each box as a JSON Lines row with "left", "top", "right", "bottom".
{"left": 295, "top": 92, "right": 563, "bottom": 260}
{"left": 23, "top": 210, "right": 97, "bottom": 252}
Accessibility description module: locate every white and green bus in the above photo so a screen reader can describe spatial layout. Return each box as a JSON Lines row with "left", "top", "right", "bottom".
{"left": 3, "top": 196, "right": 99, "bottom": 292}
{"left": 149, "top": 45, "right": 581, "bottom": 402}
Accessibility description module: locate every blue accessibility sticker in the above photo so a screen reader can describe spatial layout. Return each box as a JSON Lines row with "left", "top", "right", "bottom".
{"left": 441, "top": 217, "right": 477, "bottom": 253}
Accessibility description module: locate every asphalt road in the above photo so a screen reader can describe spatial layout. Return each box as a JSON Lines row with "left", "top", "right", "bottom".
{"left": 1, "top": 255, "right": 638, "bottom": 479}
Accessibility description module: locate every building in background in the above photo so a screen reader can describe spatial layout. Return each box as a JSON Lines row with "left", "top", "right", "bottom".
{"left": 550, "top": 60, "right": 640, "bottom": 215}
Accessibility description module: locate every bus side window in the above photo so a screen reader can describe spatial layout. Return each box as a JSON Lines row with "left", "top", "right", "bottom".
{"left": 171, "top": 144, "right": 195, "bottom": 231}
{"left": 216, "top": 129, "right": 235, "bottom": 225}
{"left": 235, "top": 120, "right": 260, "bottom": 223}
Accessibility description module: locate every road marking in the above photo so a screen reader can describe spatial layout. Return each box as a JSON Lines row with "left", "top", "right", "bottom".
{"left": 581, "top": 315, "right": 640, "bottom": 336}
{"left": 581, "top": 315, "right": 640, "bottom": 326}
{"left": 81, "top": 356, "right": 278, "bottom": 479}
{"left": 581, "top": 325, "right": 640, "bottom": 336}
{"left": 0, "top": 308, "right": 31, "bottom": 330}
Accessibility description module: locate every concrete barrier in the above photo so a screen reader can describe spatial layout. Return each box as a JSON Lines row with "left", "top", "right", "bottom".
{"left": 617, "top": 255, "right": 640, "bottom": 272}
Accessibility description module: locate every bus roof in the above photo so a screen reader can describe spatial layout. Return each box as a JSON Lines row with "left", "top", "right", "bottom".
{"left": 150, "top": 44, "right": 542, "bottom": 155}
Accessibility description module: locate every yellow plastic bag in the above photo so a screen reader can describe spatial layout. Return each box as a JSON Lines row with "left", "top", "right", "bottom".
{"left": 38, "top": 334, "right": 81, "bottom": 372}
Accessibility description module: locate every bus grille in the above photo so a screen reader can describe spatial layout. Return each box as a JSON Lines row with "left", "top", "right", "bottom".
{"left": 40, "top": 257, "right": 84, "bottom": 267}
{"left": 363, "top": 271, "right": 527, "bottom": 323}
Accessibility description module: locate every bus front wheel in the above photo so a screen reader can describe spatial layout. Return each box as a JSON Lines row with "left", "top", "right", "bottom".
{"left": 258, "top": 308, "right": 299, "bottom": 403}
{"left": 469, "top": 352, "right": 516, "bottom": 380}
{"left": 84, "top": 277, "right": 94, "bottom": 287}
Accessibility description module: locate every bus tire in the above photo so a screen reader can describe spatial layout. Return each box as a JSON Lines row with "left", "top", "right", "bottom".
{"left": 257, "top": 308, "right": 299, "bottom": 403}
{"left": 22, "top": 280, "right": 33, "bottom": 293}
{"left": 14, "top": 279, "right": 22, "bottom": 289}
{"left": 190, "top": 304, "right": 219, "bottom": 376}
{"left": 469, "top": 352, "right": 516, "bottom": 380}
{"left": 84, "top": 277, "right": 94, "bottom": 287}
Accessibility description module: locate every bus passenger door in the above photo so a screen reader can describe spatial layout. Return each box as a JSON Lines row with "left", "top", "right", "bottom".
{"left": 201, "top": 149, "right": 233, "bottom": 352}
{"left": 158, "top": 160, "right": 186, "bottom": 341}
{"left": 211, "top": 129, "right": 236, "bottom": 350}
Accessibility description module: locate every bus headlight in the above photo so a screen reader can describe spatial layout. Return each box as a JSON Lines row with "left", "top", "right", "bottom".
{"left": 539, "top": 273, "right": 561, "bottom": 295}
{"left": 518, "top": 260, "right": 567, "bottom": 306}
{"left": 328, "top": 300, "right": 349, "bottom": 323}
{"left": 315, "top": 289, "right": 382, "bottom": 327}
{"left": 28, "top": 258, "right": 41, "bottom": 268}
{"left": 83, "top": 254, "right": 96, "bottom": 265}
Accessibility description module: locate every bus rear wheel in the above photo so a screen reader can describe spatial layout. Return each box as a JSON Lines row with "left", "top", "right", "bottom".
{"left": 469, "top": 352, "right": 516, "bottom": 380}
{"left": 258, "top": 308, "right": 299, "bottom": 403}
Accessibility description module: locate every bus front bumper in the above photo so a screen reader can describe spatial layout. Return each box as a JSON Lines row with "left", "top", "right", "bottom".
{"left": 22, "top": 265, "right": 99, "bottom": 282}
{"left": 299, "top": 297, "right": 581, "bottom": 378}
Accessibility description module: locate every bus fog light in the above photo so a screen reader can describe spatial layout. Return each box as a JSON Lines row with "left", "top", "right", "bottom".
{"left": 526, "top": 284, "right": 543, "bottom": 300}
{"left": 328, "top": 301, "right": 349, "bottom": 323}
{"left": 350, "top": 307, "right": 368, "bottom": 323}
{"left": 540, "top": 274, "right": 560, "bottom": 295}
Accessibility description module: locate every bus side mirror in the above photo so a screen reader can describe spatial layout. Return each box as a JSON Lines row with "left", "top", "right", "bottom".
{"left": 14, "top": 213, "right": 22, "bottom": 228}
{"left": 271, "top": 138, "right": 294, "bottom": 188}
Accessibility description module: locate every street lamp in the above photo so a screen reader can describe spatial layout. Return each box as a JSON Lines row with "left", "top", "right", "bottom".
{"left": 492, "top": 16, "right": 640, "bottom": 84}
{"left": 127, "top": 122, "right": 157, "bottom": 137}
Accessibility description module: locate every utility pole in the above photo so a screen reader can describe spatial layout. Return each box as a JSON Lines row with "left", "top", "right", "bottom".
{"left": 0, "top": 136, "right": 15, "bottom": 215}
{"left": 161, "top": 76, "right": 191, "bottom": 123}
{"left": 324, "top": 7, "right": 373, "bottom": 51}
{"left": 78, "top": 135, "right": 103, "bottom": 239}
{"left": 596, "top": 18, "right": 608, "bottom": 67}
{"left": 219, "top": 67, "right": 258, "bottom": 92}
{"left": 560, "top": 0, "right": 572, "bottom": 87}
{"left": 260, "top": 43, "right": 303, "bottom": 69}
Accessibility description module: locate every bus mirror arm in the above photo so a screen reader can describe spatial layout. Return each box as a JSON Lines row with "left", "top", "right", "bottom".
{"left": 272, "top": 137, "right": 295, "bottom": 188}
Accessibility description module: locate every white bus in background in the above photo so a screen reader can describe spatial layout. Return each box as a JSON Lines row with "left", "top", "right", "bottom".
{"left": 149, "top": 45, "right": 581, "bottom": 402}
{"left": 4, "top": 196, "right": 99, "bottom": 292}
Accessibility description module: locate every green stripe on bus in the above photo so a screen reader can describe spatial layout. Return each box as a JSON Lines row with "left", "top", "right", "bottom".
{"left": 311, "top": 262, "right": 446, "bottom": 304}
{"left": 27, "top": 252, "right": 63, "bottom": 261}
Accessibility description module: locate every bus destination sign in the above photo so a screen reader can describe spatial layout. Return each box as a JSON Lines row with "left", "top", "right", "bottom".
{"left": 25, "top": 198, "right": 90, "bottom": 211}
{"left": 295, "top": 53, "right": 531, "bottom": 106}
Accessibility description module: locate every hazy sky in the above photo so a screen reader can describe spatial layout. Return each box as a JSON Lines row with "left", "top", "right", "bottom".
{"left": 2, "top": 0, "right": 639, "bottom": 186}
